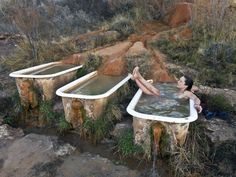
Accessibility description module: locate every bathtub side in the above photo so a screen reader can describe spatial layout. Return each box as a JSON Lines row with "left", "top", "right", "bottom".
{"left": 9, "top": 62, "right": 82, "bottom": 78}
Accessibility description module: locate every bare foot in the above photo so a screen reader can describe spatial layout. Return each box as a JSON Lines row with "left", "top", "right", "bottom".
{"left": 147, "top": 79, "right": 153, "bottom": 83}
{"left": 132, "top": 67, "right": 139, "bottom": 80}
{"left": 134, "top": 67, "right": 142, "bottom": 79}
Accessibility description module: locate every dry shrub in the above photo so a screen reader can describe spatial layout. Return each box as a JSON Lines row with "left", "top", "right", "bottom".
{"left": 134, "top": 0, "right": 185, "bottom": 20}
{"left": 192, "top": 0, "right": 236, "bottom": 41}
{"left": 169, "top": 122, "right": 210, "bottom": 177}
{"left": 2, "top": 39, "right": 76, "bottom": 71}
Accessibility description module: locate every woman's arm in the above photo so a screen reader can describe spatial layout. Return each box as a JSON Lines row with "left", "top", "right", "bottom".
{"left": 184, "top": 91, "right": 202, "bottom": 113}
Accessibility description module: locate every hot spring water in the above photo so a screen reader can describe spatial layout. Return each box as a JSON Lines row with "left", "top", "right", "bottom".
{"left": 135, "top": 83, "right": 190, "bottom": 118}
{"left": 25, "top": 64, "right": 76, "bottom": 75}
{"left": 68, "top": 75, "right": 125, "bottom": 95}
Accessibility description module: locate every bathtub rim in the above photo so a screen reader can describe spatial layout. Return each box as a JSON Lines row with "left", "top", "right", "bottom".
{"left": 9, "top": 62, "right": 83, "bottom": 79}
{"left": 126, "top": 89, "right": 198, "bottom": 123}
{"left": 56, "top": 71, "right": 132, "bottom": 99}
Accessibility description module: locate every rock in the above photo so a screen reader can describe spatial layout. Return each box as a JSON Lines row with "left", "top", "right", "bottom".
{"left": 0, "top": 124, "right": 24, "bottom": 140}
{"left": 95, "top": 41, "right": 132, "bottom": 59}
{"left": 98, "top": 57, "right": 126, "bottom": 76}
{"left": 201, "top": 118, "right": 236, "bottom": 145}
{"left": 61, "top": 53, "right": 86, "bottom": 65}
{"left": 0, "top": 133, "right": 75, "bottom": 177}
{"left": 125, "top": 41, "right": 149, "bottom": 57}
{"left": 95, "top": 41, "right": 132, "bottom": 76}
{"left": 169, "top": 27, "right": 193, "bottom": 41}
{"left": 199, "top": 85, "right": 236, "bottom": 107}
{"left": 56, "top": 152, "right": 141, "bottom": 177}
{"left": 164, "top": 3, "right": 193, "bottom": 27}
{"left": 151, "top": 50, "right": 174, "bottom": 82}
{"left": 110, "top": 120, "right": 132, "bottom": 138}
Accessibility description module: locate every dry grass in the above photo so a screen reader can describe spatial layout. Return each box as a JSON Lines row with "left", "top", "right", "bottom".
{"left": 192, "top": 0, "right": 236, "bottom": 42}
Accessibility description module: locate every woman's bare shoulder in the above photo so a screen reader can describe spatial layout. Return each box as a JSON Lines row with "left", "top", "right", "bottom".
{"left": 183, "top": 90, "right": 194, "bottom": 97}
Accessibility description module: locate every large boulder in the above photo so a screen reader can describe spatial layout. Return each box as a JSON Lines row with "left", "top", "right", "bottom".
{"left": 0, "top": 133, "right": 75, "bottom": 177}
{"left": 95, "top": 41, "right": 132, "bottom": 59}
{"left": 125, "top": 41, "right": 148, "bottom": 57}
{"left": 151, "top": 50, "right": 174, "bottom": 82}
{"left": 201, "top": 118, "right": 236, "bottom": 146}
{"left": 96, "top": 41, "right": 132, "bottom": 75}
{"left": 57, "top": 152, "right": 140, "bottom": 177}
{"left": 61, "top": 53, "right": 86, "bottom": 65}
{"left": 164, "top": 3, "right": 193, "bottom": 27}
{"left": 98, "top": 57, "right": 126, "bottom": 76}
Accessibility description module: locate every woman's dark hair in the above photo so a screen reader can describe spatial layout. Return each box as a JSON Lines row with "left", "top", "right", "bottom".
{"left": 183, "top": 75, "right": 193, "bottom": 91}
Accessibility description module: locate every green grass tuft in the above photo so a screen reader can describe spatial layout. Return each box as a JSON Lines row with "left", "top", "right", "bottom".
{"left": 57, "top": 116, "right": 72, "bottom": 134}
{"left": 116, "top": 130, "right": 143, "bottom": 158}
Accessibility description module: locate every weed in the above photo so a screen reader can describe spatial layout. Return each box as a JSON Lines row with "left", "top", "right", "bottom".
{"left": 39, "top": 101, "right": 54, "bottom": 122}
{"left": 57, "top": 116, "right": 72, "bottom": 134}
{"left": 81, "top": 101, "right": 123, "bottom": 144}
{"left": 3, "top": 116, "right": 16, "bottom": 126}
{"left": 199, "top": 93, "right": 234, "bottom": 113}
{"left": 115, "top": 130, "right": 143, "bottom": 158}
{"left": 108, "top": 15, "right": 135, "bottom": 38}
{"left": 11, "top": 90, "right": 22, "bottom": 113}
{"left": 75, "top": 67, "right": 87, "bottom": 78}
{"left": 83, "top": 53, "right": 102, "bottom": 73}
{"left": 81, "top": 115, "right": 114, "bottom": 144}
{"left": 2, "top": 39, "right": 77, "bottom": 71}
{"left": 169, "top": 122, "right": 210, "bottom": 177}
{"left": 125, "top": 53, "right": 151, "bottom": 78}
{"left": 150, "top": 37, "right": 236, "bottom": 87}
{"left": 192, "top": 0, "right": 236, "bottom": 42}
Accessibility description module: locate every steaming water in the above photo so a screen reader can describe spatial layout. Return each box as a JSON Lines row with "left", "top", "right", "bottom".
{"left": 70, "top": 75, "right": 125, "bottom": 95}
{"left": 135, "top": 83, "right": 189, "bottom": 118}
{"left": 25, "top": 64, "right": 75, "bottom": 75}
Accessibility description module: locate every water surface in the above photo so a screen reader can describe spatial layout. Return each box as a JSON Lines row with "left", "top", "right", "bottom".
{"left": 135, "top": 83, "right": 189, "bottom": 118}
{"left": 25, "top": 64, "right": 75, "bottom": 75}
{"left": 70, "top": 75, "right": 125, "bottom": 95}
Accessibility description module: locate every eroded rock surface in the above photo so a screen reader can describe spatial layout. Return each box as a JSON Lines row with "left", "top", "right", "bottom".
{"left": 56, "top": 152, "right": 141, "bottom": 177}
{"left": 0, "top": 125, "right": 141, "bottom": 177}
{"left": 201, "top": 118, "right": 236, "bottom": 145}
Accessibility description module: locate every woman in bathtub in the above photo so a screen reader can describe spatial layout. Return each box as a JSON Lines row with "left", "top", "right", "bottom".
{"left": 132, "top": 67, "right": 202, "bottom": 113}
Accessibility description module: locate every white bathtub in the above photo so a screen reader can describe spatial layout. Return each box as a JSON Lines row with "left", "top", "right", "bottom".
{"left": 9, "top": 62, "right": 83, "bottom": 108}
{"left": 127, "top": 85, "right": 199, "bottom": 146}
{"left": 56, "top": 71, "right": 132, "bottom": 127}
